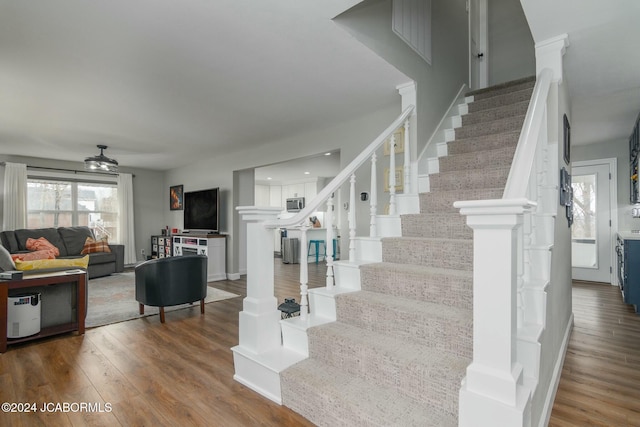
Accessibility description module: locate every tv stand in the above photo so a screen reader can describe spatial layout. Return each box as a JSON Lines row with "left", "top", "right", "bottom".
{"left": 172, "top": 234, "right": 226, "bottom": 281}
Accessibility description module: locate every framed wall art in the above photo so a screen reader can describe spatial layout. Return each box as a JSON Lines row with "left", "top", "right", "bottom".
{"left": 170, "top": 185, "right": 183, "bottom": 210}
{"left": 563, "top": 114, "right": 571, "bottom": 165}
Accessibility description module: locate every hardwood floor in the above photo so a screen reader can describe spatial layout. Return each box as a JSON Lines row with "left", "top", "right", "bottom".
{"left": 549, "top": 280, "right": 640, "bottom": 426}
{"left": 2, "top": 267, "right": 639, "bottom": 426}
{"left": 0, "top": 260, "right": 324, "bottom": 427}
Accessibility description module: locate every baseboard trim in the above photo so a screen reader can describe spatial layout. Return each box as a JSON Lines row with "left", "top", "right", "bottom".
{"left": 538, "top": 312, "right": 574, "bottom": 427}
{"left": 227, "top": 272, "right": 241, "bottom": 280}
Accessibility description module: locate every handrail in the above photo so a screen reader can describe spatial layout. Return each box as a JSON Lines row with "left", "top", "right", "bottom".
{"left": 265, "top": 105, "right": 415, "bottom": 229}
{"left": 503, "top": 68, "right": 553, "bottom": 199}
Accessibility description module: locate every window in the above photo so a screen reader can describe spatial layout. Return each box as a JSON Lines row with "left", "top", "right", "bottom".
{"left": 27, "top": 178, "right": 119, "bottom": 241}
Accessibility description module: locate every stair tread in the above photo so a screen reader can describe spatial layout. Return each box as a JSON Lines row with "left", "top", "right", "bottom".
{"left": 361, "top": 261, "right": 472, "bottom": 278}
{"left": 282, "top": 358, "right": 458, "bottom": 427}
{"left": 465, "top": 76, "right": 535, "bottom": 97}
{"left": 311, "top": 321, "right": 471, "bottom": 368}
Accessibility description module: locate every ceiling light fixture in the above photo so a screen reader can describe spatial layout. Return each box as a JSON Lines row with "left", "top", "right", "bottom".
{"left": 84, "top": 144, "right": 118, "bottom": 173}
{"left": 324, "top": 152, "right": 331, "bottom": 156}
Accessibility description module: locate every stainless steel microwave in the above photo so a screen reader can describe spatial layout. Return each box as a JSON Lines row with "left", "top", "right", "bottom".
{"left": 286, "top": 197, "right": 305, "bottom": 212}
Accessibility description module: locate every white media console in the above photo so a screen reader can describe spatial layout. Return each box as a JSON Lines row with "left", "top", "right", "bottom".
{"left": 172, "top": 234, "right": 226, "bottom": 281}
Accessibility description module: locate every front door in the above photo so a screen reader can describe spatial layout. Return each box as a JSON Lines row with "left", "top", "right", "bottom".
{"left": 571, "top": 161, "right": 615, "bottom": 283}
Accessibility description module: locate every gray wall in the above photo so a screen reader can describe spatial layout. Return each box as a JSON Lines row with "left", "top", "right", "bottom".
{"left": 488, "top": 0, "right": 536, "bottom": 85}
{"left": 0, "top": 155, "right": 164, "bottom": 263}
{"left": 334, "top": 0, "right": 469, "bottom": 156}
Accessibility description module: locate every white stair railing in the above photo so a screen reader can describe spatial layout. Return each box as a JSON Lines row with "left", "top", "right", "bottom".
{"left": 455, "top": 68, "right": 555, "bottom": 426}
{"left": 233, "top": 105, "right": 415, "bottom": 403}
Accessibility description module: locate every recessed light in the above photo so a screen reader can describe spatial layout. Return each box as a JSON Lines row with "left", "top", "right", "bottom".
{"left": 324, "top": 152, "right": 331, "bottom": 156}
{"left": 304, "top": 171, "right": 310, "bottom": 175}
{"left": 267, "top": 177, "right": 272, "bottom": 180}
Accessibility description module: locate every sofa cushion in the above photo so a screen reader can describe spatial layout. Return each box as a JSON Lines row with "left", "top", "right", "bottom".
{"left": 81, "top": 236, "right": 111, "bottom": 254}
{"left": 14, "top": 255, "right": 90, "bottom": 271}
{"left": 0, "top": 231, "right": 20, "bottom": 254}
{"left": 26, "top": 237, "right": 60, "bottom": 257}
{"left": 14, "top": 228, "right": 68, "bottom": 257}
{"left": 0, "top": 244, "right": 16, "bottom": 271}
{"left": 87, "top": 251, "right": 116, "bottom": 265}
{"left": 58, "top": 227, "right": 95, "bottom": 256}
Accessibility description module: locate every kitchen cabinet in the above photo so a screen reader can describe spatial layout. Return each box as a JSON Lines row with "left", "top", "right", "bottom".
{"left": 617, "top": 233, "right": 640, "bottom": 312}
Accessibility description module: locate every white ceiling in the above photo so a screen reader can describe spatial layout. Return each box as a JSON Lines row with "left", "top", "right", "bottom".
{"left": 255, "top": 150, "right": 341, "bottom": 185}
{"left": 521, "top": 0, "right": 640, "bottom": 146}
{"left": 0, "top": 0, "right": 406, "bottom": 170}
{"left": 2, "top": 1, "right": 638, "bottom": 173}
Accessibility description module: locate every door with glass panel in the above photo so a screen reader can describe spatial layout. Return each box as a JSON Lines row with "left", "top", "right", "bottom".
{"left": 571, "top": 162, "right": 612, "bottom": 283}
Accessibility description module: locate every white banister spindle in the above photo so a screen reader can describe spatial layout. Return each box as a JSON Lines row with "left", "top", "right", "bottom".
{"left": 388, "top": 134, "right": 397, "bottom": 215}
{"left": 403, "top": 119, "right": 410, "bottom": 194}
{"left": 369, "top": 153, "right": 378, "bottom": 237}
{"left": 325, "top": 194, "right": 335, "bottom": 290}
{"left": 299, "top": 224, "right": 309, "bottom": 320}
{"left": 348, "top": 174, "right": 356, "bottom": 262}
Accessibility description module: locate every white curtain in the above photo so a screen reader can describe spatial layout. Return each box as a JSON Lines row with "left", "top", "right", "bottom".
{"left": 2, "top": 162, "right": 27, "bottom": 231}
{"left": 117, "top": 173, "right": 137, "bottom": 265}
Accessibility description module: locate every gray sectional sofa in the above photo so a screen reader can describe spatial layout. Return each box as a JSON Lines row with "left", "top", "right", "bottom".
{"left": 0, "top": 226, "right": 124, "bottom": 279}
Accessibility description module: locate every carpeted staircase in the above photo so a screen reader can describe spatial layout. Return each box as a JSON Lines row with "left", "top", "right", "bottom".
{"left": 280, "top": 77, "right": 535, "bottom": 426}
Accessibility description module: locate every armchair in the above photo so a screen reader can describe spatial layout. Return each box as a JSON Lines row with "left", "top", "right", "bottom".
{"left": 134, "top": 255, "right": 208, "bottom": 323}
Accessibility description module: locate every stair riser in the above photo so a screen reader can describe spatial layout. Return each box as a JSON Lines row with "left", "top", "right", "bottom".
{"left": 438, "top": 146, "right": 515, "bottom": 173}
{"left": 455, "top": 115, "right": 524, "bottom": 139}
{"left": 429, "top": 168, "right": 509, "bottom": 192}
{"left": 447, "top": 131, "right": 519, "bottom": 155}
{"left": 401, "top": 214, "right": 472, "bottom": 240}
{"left": 307, "top": 327, "right": 467, "bottom": 418}
{"left": 335, "top": 294, "right": 473, "bottom": 358}
{"left": 462, "top": 101, "right": 529, "bottom": 126}
{"left": 360, "top": 264, "right": 472, "bottom": 309}
{"left": 420, "top": 188, "right": 504, "bottom": 213}
{"left": 382, "top": 237, "right": 472, "bottom": 271}
{"left": 467, "top": 88, "right": 533, "bottom": 113}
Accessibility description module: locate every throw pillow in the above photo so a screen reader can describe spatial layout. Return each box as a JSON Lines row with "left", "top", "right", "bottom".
{"left": 14, "top": 255, "right": 90, "bottom": 271}
{"left": 11, "top": 250, "right": 56, "bottom": 262}
{"left": 81, "top": 237, "right": 111, "bottom": 254}
{"left": 25, "top": 237, "right": 60, "bottom": 257}
{"left": 0, "top": 244, "right": 16, "bottom": 271}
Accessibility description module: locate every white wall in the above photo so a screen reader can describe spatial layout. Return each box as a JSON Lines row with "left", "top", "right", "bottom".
{"left": 488, "top": 0, "right": 536, "bottom": 85}
{"left": 0, "top": 154, "right": 164, "bottom": 262}
{"left": 530, "top": 80, "right": 573, "bottom": 427}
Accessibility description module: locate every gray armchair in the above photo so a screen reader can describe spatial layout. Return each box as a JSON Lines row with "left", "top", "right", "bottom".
{"left": 134, "top": 255, "right": 208, "bottom": 323}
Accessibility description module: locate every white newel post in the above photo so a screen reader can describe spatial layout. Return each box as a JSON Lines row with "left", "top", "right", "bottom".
{"left": 234, "top": 207, "right": 282, "bottom": 353}
{"left": 455, "top": 200, "right": 534, "bottom": 426}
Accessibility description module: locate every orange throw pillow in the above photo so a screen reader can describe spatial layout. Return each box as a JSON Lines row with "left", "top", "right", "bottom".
{"left": 12, "top": 250, "right": 56, "bottom": 261}
{"left": 25, "top": 237, "right": 60, "bottom": 257}
{"left": 81, "top": 237, "right": 111, "bottom": 254}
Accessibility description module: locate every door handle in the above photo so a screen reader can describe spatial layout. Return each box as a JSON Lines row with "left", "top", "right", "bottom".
{"left": 477, "top": 53, "right": 484, "bottom": 58}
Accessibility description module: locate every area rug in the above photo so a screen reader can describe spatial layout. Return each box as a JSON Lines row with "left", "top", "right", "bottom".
{"left": 85, "top": 272, "right": 240, "bottom": 328}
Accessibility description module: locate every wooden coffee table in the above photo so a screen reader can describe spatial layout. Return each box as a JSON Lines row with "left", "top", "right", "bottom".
{"left": 0, "top": 269, "right": 87, "bottom": 353}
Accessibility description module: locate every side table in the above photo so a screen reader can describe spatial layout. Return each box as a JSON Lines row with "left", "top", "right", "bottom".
{"left": 0, "top": 269, "right": 87, "bottom": 353}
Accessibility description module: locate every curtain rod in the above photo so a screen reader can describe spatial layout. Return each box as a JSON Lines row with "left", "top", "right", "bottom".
{"left": 0, "top": 162, "right": 135, "bottom": 177}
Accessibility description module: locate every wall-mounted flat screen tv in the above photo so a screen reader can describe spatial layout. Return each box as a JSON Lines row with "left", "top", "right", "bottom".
{"left": 183, "top": 187, "right": 219, "bottom": 233}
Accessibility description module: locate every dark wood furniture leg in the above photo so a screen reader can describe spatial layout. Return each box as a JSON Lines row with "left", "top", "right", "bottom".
{"left": 159, "top": 307, "right": 165, "bottom": 323}
{"left": 139, "top": 303, "right": 144, "bottom": 315}
{"left": 200, "top": 298, "right": 205, "bottom": 314}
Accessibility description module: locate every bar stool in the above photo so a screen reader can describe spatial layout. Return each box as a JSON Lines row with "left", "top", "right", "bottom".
{"left": 308, "top": 240, "right": 325, "bottom": 264}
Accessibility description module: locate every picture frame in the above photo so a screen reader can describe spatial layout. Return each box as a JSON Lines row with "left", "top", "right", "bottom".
{"left": 563, "top": 114, "right": 571, "bottom": 165}
{"left": 384, "top": 127, "right": 405, "bottom": 156}
{"left": 170, "top": 185, "right": 183, "bottom": 210}
{"left": 384, "top": 166, "right": 404, "bottom": 192}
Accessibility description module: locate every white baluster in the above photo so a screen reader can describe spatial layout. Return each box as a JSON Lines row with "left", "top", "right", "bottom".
{"left": 349, "top": 174, "right": 356, "bottom": 262}
{"left": 403, "top": 119, "right": 410, "bottom": 194}
{"left": 389, "top": 133, "right": 397, "bottom": 215}
{"left": 325, "top": 194, "right": 335, "bottom": 289}
{"left": 299, "top": 224, "right": 309, "bottom": 321}
{"left": 370, "top": 153, "right": 377, "bottom": 237}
